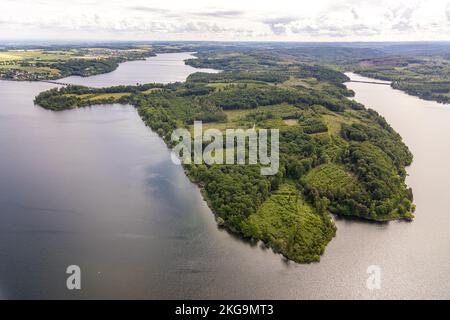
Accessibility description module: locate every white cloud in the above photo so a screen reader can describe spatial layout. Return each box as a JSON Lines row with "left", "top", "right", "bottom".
{"left": 446, "top": 2, "right": 450, "bottom": 20}
{"left": 262, "top": 17, "right": 298, "bottom": 35}
{"left": 0, "top": 0, "right": 449, "bottom": 41}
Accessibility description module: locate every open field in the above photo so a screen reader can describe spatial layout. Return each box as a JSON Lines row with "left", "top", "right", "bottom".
{"left": 302, "top": 163, "right": 363, "bottom": 196}
{"left": 64, "top": 92, "right": 131, "bottom": 102}
{"left": 246, "top": 182, "right": 336, "bottom": 263}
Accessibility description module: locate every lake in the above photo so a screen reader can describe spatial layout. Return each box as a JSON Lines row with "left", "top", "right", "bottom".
{"left": 60, "top": 52, "right": 219, "bottom": 87}
{"left": 0, "top": 54, "right": 448, "bottom": 299}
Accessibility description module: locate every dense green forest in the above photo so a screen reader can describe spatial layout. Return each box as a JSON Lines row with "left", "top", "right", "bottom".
{"left": 34, "top": 49, "right": 415, "bottom": 263}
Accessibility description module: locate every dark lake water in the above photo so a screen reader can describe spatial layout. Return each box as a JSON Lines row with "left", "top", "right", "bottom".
{"left": 0, "top": 55, "right": 448, "bottom": 299}
{"left": 60, "top": 52, "right": 219, "bottom": 87}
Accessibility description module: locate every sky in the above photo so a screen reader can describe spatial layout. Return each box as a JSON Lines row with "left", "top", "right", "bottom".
{"left": 1, "top": 0, "right": 450, "bottom": 41}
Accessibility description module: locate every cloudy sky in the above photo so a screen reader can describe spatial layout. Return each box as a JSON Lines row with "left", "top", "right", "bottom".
{"left": 1, "top": 0, "right": 450, "bottom": 41}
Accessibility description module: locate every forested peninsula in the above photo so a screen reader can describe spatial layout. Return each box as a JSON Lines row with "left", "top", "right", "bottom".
{"left": 34, "top": 50, "right": 415, "bottom": 263}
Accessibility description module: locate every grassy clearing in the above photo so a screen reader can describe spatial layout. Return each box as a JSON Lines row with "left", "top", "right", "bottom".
{"left": 224, "top": 109, "right": 252, "bottom": 121}
{"left": 224, "top": 103, "right": 300, "bottom": 122}
{"left": 188, "top": 121, "right": 245, "bottom": 136}
{"left": 245, "top": 182, "right": 336, "bottom": 263}
{"left": 88, "top": 93, "right": 131, "bottom": 101}
{"left": 302, "top": 163, "right": 363, "bottom": 196}
{"left": 284, "top": 119, "right": 299, "bottom": 126}
{"left": 188, "top": 103, "right": 301, "bottom": 135}
{"left": 207, "top": 81, "right": 268, "bottom": 91}
{"left": 142, "top": 88, "right": 162, "bottom": 94}
{"left": 322, "top": 111, "right": 359, "bottom": 136}
{"left": 280, "top": 76, "right": 313, "bottom": 89}
{"left": 281, "top": 76, "right": 328, "bottom": 90}
{"left": 63, "top": 92, "right": 130, "bottom": 102}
